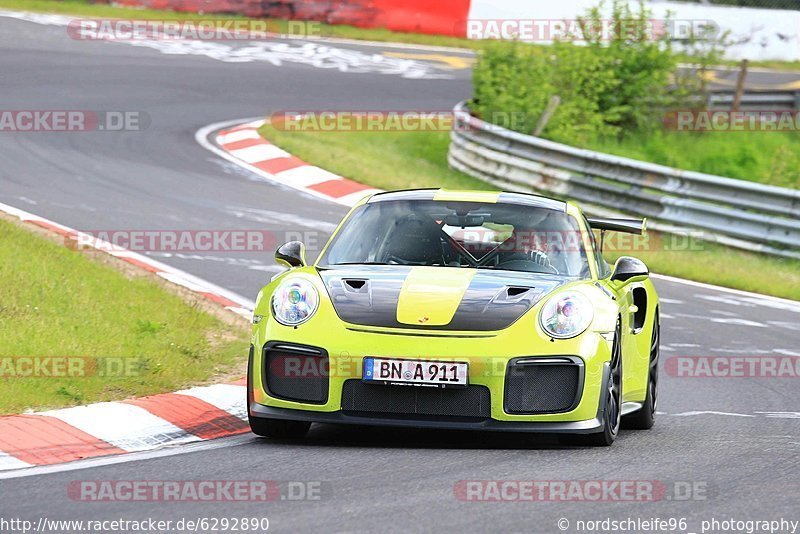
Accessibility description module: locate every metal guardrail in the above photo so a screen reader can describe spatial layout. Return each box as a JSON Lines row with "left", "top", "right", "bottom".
{"left": 448, "top": 101, "right": 800, "bottom": 259}
{"left": 708, "top": 90, "right": 800, "bottom": 109}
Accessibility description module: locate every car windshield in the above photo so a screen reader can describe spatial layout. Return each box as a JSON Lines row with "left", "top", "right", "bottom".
{"left": 318, "top": 199, "right": 590, "bottom": 277}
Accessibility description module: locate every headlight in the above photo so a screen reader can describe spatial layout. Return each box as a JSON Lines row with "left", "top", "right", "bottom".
{"left": 271, "top": 279, "right": 319, "bottom": 326}
{"left": 540, "top": 291, "right": 593, "bottom": 339}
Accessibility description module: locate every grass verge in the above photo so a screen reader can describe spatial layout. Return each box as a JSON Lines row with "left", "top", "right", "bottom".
{"left": 260, "top": 124, "right": 800, "bottom": 301}
{"left": 586, "top": 131, "right": 799, "bottom": 189}
{"left": 0, "top": 216, "right": 249, "bottom": 414}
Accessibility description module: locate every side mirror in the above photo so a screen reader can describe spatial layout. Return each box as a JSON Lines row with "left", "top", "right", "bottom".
{"left": 275, "top": 241, "right": 306, "bottom": 268}
{"left": 610, "top": 256, "right": 649, "bottom": 284}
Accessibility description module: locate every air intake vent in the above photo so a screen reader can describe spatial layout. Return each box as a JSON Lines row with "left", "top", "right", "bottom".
{"left": 342, "top": 380, "right": 491, "bottom": 420}
{"left": 504, "top": 357, "right": 583, "bottom": 414}
{"left": 263, "top": 343, "right": 329, "bottom": 404}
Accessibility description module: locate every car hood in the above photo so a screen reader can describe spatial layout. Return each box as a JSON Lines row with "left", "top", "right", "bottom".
{"left": 318, "top": 265, "right": 569, "bottom": 331}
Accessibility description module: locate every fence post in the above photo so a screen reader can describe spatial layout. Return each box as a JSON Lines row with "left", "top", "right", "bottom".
{"left": 533, "top": 96, "right": 561, "bottom": 137}
{"left": 732, "top": 59, "right": 749, "bottom": 111}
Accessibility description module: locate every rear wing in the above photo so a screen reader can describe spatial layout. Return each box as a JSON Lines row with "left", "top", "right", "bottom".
{"left": 586, "top": 217, "right": 647, "bottom": 235}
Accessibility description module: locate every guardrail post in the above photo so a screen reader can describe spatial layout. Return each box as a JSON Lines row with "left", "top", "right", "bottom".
{"left": 448, "top": 101, "right": 800, "bottom": 259}
{"left": 732, "top": 59, "right": 748, "bottom": 111}
{"left": 533, "top": 96, "right": 561, "bottom": 137}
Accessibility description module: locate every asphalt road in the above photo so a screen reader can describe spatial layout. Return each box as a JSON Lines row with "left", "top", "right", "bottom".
{"left": 1, "top": 12, "right": 799, "bottom": 533}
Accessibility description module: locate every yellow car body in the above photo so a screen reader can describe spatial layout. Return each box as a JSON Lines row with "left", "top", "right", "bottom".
{"left": 248, "top": 189, "right": 660, "bottom": 445}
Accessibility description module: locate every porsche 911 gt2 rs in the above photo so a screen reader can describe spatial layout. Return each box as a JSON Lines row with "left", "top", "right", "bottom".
{"left": 247, "top": 189, "right": 660, "bottom": 446}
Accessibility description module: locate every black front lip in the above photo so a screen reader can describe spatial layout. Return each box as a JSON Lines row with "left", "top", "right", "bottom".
{"left": 249, "top": 403, "right": 603, "bottom": 433}
{"left": 248, "top": 363, "right": 609, "bottom": 435}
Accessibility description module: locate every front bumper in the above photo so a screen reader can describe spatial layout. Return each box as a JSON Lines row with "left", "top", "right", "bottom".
{"left": 248, "top": 328, "right": 613, "bottom": 432}
{"left": 249, "top": 394, "right": 607, "bottom": 434}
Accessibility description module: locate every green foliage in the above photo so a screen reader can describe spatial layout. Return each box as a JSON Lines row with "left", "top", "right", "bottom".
{"left": 588, "top": 130, "right": 800, "bottom": 188}
{"left": 472, "top": 0, "right": 723, "bottom": 144}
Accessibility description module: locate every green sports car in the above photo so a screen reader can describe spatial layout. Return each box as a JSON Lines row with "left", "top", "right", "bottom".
{"left": 247, "top": 189, "right": 660, "bottom": 446}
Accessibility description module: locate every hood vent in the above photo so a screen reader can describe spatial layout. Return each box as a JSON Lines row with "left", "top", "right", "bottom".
{"left": 342, "top": 279, "right": 369, "bottom": 293}
{"left": 506, "top": 286, "right": 533, "bottom": 298}
{"left": 492, "top": 286, "right": 536, "bottom": 304}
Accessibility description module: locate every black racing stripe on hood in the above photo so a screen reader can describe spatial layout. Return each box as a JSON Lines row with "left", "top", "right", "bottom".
{"left": 320, "top": 266, "right": 568, "bottom": 331}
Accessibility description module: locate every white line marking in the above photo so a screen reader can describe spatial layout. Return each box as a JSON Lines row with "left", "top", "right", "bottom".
{"left": 40, "top": 403, "right": 197, "bottom": 452}
{"left": 755, "top": 412, "right": 800, "bottom": 419}
{"left": 0, "top": 435, "right": 254, "bottom": 480}
{"left": 224, "top": 205, "right": 338, "bottom": 232}
{"left": 175, "top": 384, "right": 247, "bottom": 420}
{"left": 708, "top": 309, "right": 740, "bottom": 317}
{"left": 0, "top": 452, "right": 32, "bottom": 471}
{"left": 226, "top": 306, "right": 254, "bottom": 319}
{"left": 708, "top": 348, "right": 771, "bottom": 354}
{"left": 336, "top": 189, "right": 382, "bottom": 206}
{"left": 768, "top": 321, "right": 800, "bottom": 331}
{"left": 301, "top": 33, "right": 474, "bottom": 54}
{"left": 157, "top": 271, "right": 223, "bottom": 293}
{"left": 0, "top": 202, "right": 255, "bottom": 312}
{"left": 652, "top": 273, "right": 800, "bottom": 307}
{"left": 196, "top": 118, "right": 357, "bottom": 206}
{"left": 229, "top": 144, "right": 290, "bottom": 164}
{"left": 217, "top": 129, "right": 262, "bottom": 144}
{"left": 670, "top": 411, "right": 756, "bottom": 417}
{"left": 673, "top": 313, "right": 767, "bottom": 327}
{"left": 0, "top": 11, "right": 456, "bottom": 79}
{"left": 773, "top": 349, "right": 800, "bottom": 356}
{"left": 276, "top": 165, "right": 343, "bottom": 187}
{"left": 710, "top": 318, "right": 768, "bottom": 328}
{"left": 698, "top": 295, "right": 755, "bottom": 308}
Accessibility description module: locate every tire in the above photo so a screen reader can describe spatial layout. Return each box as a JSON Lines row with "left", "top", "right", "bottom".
{"left": 247, "top": 345, "right": 311, "bottom": 439}
{"left": 582, "top": 317, "right": 623, "bottom": 446}
{"left": 249, "top": 416, "right": 311, "bottom": 439}
{"left": 622, "top": 312, "right": 660, "bottom": 430}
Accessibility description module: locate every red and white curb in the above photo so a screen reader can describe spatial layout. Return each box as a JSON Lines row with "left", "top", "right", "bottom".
{"left": 198, "top": 118, "right": 382, "bottom": 207}
{"left": 0, "top": 382, "right": 248, "bottom": 472}
{"left": 0, "top": 202, "right": 255, "bottom": 472}
{"left": 0, "top": 118, "right": 376, "bottom": 474}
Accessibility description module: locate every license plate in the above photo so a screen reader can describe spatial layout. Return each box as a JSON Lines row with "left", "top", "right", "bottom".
{"left": 363, "top": 357, "right": 469, "bottom": 388}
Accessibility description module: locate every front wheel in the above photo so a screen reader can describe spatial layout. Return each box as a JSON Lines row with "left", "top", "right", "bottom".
{"left": 583, "top": 318, "right": 623, "bottom": 446}
{"left": 249, "top": 417, "right": 311, "bottom": 439}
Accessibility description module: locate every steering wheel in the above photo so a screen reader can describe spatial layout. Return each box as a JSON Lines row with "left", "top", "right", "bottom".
{"left": 387, "top": 254, "right": 428, "bottom": 266}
